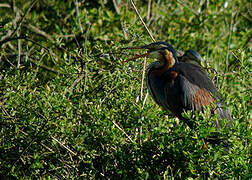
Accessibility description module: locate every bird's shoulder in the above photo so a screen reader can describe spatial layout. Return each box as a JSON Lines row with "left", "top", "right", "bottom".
{"left": 169, "top": 62, "right": 221, "bottom": 98}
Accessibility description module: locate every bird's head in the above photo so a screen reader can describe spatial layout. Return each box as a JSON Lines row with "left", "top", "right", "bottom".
{"left": 124, "top": 41, "right": 178, "bottom": 68}
{"left": 180, "top": 50, "right": 203, "bottom": 66}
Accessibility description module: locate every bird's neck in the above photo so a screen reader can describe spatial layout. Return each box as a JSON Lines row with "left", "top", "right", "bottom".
{"left": 163, "top": 50, "right": 176, "bottom": 68}
{"left": 153, "top": 53, "right": 176, "bottom": 75}
{"left": 148, "top": 62, "right": 171, "bottom": 77}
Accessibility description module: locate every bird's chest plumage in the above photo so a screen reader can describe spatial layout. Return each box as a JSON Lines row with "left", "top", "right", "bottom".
{"left": 163, "top": 70, "right": 181, "bottom": 95}
{"left": 147, "top": 66, "right": 182, "bottom": 110}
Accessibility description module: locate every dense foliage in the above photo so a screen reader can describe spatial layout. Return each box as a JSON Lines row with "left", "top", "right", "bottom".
{"left": 0, "top": 0, "right": 251, "bottom": 179}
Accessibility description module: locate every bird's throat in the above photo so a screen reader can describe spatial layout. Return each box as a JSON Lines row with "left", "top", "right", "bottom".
{"left": 155, "top": 50, "right": 175, "bottom": 75}
{"left": 163, "top": 50, "right": 175, "bottom": 69}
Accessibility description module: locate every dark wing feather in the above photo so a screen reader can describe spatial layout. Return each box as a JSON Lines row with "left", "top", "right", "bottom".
{"left": 174, "top": 62, "right": 232, "bottom": 128}
{"left": 174, "top": 62, "right": 221, "bottom": 100}
{"left": 178, "top": 75, "right": 215, "bottom": 111}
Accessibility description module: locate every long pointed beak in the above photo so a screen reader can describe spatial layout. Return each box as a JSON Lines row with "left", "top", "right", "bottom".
{"left": 125, "top": 52, "right": 150, "bottom": 62}
{"left": 122, "top": 45, "right": 151, "bottom": 63}
{"left": 121, "top": 44, "right": 150, "bottom": 50}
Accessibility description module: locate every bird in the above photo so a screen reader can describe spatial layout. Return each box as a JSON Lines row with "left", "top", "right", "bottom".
{"left": 124, "top": 41, "right": 232, "bottom": 130}
{"left": 177, "top": 49, "right": 203, "bottom": 66}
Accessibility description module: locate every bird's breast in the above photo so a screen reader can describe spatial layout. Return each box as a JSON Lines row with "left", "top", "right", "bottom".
{"left": 166, "top": 70, "right": 178, "bottom": 82}
{"left": 147, "top": 64, "right": 181, "bottom": 109}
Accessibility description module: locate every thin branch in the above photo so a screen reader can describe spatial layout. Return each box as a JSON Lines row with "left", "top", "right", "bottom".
{"left": 24, "top": 23, "right": 54, "bottom": 42}
{"left": 146, "top": 0, "right": 152, "bottom": 20}
{"left": 130, "top": 0, "right": 153, "bottom": 110}
{"left": 140, "top": 57, "right": 147, "bottom": 100}
{"left": 0, "top": 7, "right": 22, "bottom": 43}
{"left": 113, "top": 0, "right": 121, "bottom": 14}
{"left": 225, "top": 9, "right": 236, "bottom": 73}
{"left": 221, "top": 7, "right": 236, "bottom": 89}
{"left": 112, "top": 121, "right": 134, "bottom": 143}
{"left": 66, "top": 73, "right": 85, "bottom": 94}
{"left": 17, "top": 30, "right": 21, "bottom": 68}
{"left": 121, "top": 22, "right": 128, "bottom": 40}
{"left": 176, "top": 0, "right": 199, "bottom": 16}
{"left": 0, "top": 3, "right": 11, "bottom": 8}
{"left": 142, "top": 92, "right": 149, "bottom": 109}
{"left": 99, "top": 86, "right": 117, "bottom": 107}
{"left": 83, "top": 21, "right": 91, "bottom": 94}
{"left": 0, "top": 0, "right": 38, "bottom": 43}
{"left": 75, "top": 0, "right": 83, "bottom": 33}
{"left": 19, "top": 129, "right": 55, "bottom": 153}
{"left": 56, "top": 34, "right": 76, "bottom": 38}
{"left": 51, "top": 136, "right": 77, "bottom": 156}
{"left": 0, "top": 36, "right": 56, "bottom": 63}
{"left": 64, "top": 9, "right": 76, "bottom": 23}
{"left": 130, "top": 0, "right": 155, "bottom": 42}
{"left": 28, "top": 56, "right": 59, "bottom": 73}
{"left": 1, "top": 36, "right": 59, "bottom": 73}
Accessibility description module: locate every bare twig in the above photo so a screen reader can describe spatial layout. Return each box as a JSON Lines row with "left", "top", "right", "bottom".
{"left": 75, "top": 0, "right": 83, "bottom": 33}
{"left": 40, "top": 142, "right": 55, "bottom": 153}
{"left": 231, "top": 51, "right": 240, "bottom": 62}
{"left": 140, "top": 57, "right": 147, "bottom": 100}
{"left": 218, "top": 48, "right": 221, "bottom": 71}
{"left": 129, "top": 0, "right": 153, "bottom": 109}
{"left": 17, "top": 30, "right": 22, "bottom": 68}
{"left": 142, "top": 92, "right": 149, "bottom": 108}
{"left": 24, "top": 24, "right": 54, "bottom": 42}
{"left": 112, "top": 121, "right": 134, "bottom": 143}
{"left": 1, "top": 36, "right": 59, "bottom": 73}
{"left": 225, "top": 8, "right": 236, "bottom": 73}
{"left": 0, "top": 0, "right": 38, "bottom": 44}
{"left": 146, "top": 0, "right": 152, "bottom": 20}
{"left": 64, "top": 8, "right": 76, "bottom": 23}
{"left": 221, "top": 7, "right": 236, "bottom": 89}
{"left": 19, "top": 129, "right": 55, "bottom": 153}
{"left": 176, "top": 0, "right": 199, "bottom": 16}
{"left": 0, "top": 3, "right": 11, "bottom": 8}
{"left": 113, "top": 0, "right": 121, "bottom": 14}
{"left": 82, "top": 21, "right": 91, "bottom": 94}
{"left": 56, "top": 34, "right": 76, "bottom": 38}
{"left": 7, "top": 41, "right": 18, "bottom": 53}
{"left": 0, "top": 36, "right": 56, "bottom": 63}
{"left": 139, "top": 126, "right": 142, "bottom": 145}
{"left": 99, "top": 86, "right": 117, "bottom": 107}
{"left": 0, "top": 7, "right": 22, "bottom": 43}
{"left": 130, "top": 0, "right": 155, "bottom": 42}
{"left": 2, "top": 53, "right": 15, "bottom": 67}
{"left": 66, "top": 73, "right": 85, "bottom": 94}
{"left": 121, "top": 22, "right": 128, "bottom": 40}
{"left": 51, "top": 136, "right": 77, "bottom": 156}
{"left": 28, "top": 55, "right": 59, "bottom": 73}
